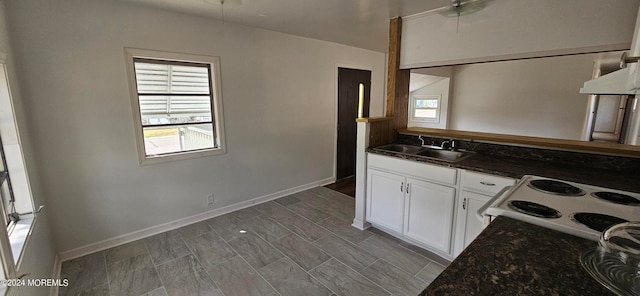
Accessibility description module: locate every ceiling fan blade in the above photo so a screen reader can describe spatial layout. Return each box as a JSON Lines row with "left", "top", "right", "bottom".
{"left": 410, "top": 0, "right": 490, "bottom": 18}
{"left": 203, "top": 0, "right": 242, "bottom": 7}
{"left": 439, "top": 0, "right": 489, "bottom": 17}
{"left": 418, "top": 5, "right": 451, "bottom": 16}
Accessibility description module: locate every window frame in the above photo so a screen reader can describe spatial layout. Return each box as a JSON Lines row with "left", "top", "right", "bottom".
{"left": 410, "top": 94, "right": 441, "bottom": 123}
{"left": 125, "top": 48, "right": 226, "bottom": 165}
{"left": 0, "top": 51, "right": 37, "bottom": 282}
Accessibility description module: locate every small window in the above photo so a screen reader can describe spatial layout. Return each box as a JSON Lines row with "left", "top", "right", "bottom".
{"left": 0, "top": 52, "right": 36, "bottom": 282}
{"left": 410, "top": 94, "right": 441, "bottom": 123}
{"left": 125, "top": 49, "right": 225, "bottom": 165}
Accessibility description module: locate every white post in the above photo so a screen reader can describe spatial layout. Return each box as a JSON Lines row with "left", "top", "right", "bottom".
{"left": 625, "top": 96, "right": 640, "bottom": 145}
{"left": 625, "top": 5, "right": 640, "bottom": 144}
{"left": 352, "top": 121, "right": 371, "bottom": 230}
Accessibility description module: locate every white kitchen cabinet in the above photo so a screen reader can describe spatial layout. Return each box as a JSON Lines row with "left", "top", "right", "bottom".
{"left": 453, "top": 170, "right": 516, "bottom": 257}
{"left": 455, "top": 191, "right": 491, "bottom": 254}
{"left": 366, "top": 169, "right": 406, "bottom": 235}
{"left": 367, "top": 153, "right": 458, "bottom": 258}
{"left": 404, "top": 178, "right": 456, "bottom": 254}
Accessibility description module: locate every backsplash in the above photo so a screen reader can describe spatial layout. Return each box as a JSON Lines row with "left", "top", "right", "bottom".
{"left": 397, "top": 134, "right": 640, "bottom": 173}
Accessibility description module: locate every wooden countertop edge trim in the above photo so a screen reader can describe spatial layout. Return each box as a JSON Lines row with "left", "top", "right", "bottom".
{"left": 399, "top": 128, "right": 640, "bottom": 158}
{"left": 356, "top": 116, "right": 395, "bottom": 123}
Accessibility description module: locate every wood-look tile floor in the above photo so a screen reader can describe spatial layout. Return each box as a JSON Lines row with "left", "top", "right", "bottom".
{"left": 59, "top": 187, "right": 448, "bottom": 296}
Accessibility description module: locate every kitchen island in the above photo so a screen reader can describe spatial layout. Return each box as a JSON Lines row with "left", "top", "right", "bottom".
{"left": 420, "top": 216, "right": 614, "bottom": 295}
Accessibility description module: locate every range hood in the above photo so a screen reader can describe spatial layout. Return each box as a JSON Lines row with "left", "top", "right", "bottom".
{"left": 580, "top": 4, "right": 640, "bottom": 145}
{"left": 579, "top": 66, "right": 637, "bottom": 95}
{"left": 581, "top": 3, "right": 640, "bottom": 96}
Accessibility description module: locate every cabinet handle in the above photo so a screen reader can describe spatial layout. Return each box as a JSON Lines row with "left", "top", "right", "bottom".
{"left": 406, "top": 183, "right": 409, "bottom": 194}
{"left": 462, "top": 198, "right": 467, "bottom": 210}
{"left": 480, "top": 181, "right": 496, "bottom": 186}
{"left": 400, "top": 182, "right": 404, "bottom": 192}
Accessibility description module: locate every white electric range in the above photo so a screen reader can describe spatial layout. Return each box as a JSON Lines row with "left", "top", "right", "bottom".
{"left": 480, "top": 175, "right": 640, "bottom": 241}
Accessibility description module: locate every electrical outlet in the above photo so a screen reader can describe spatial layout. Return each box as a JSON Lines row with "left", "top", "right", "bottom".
{"left": 206, "top": 193, "right": 214, "bottom": 204}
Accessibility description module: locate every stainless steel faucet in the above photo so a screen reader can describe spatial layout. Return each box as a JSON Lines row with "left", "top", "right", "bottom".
{"left": 440, "top": 140, "right": 451, "bottom": 150}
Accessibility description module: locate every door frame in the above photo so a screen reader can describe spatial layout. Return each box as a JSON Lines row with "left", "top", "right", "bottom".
{"left": 333, "top": 63, "right": 373, "bottom": 182}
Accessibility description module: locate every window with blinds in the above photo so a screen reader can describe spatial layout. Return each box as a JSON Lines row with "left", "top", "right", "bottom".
{"left": 126, "top": 49, "right": 226, "bottom": 164}
{"left": 410, "top": 94, "right": 441, "bottom": 123}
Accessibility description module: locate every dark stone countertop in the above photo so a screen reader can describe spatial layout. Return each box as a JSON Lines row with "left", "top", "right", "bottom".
{"left": 420, "top": 216, "right": 614, "bottom": 296}
{"left": 367, "top": 148, "right": 640, "bottom": 193}
{"left": 369, "top": 145, "right": 634, "bottom": 295}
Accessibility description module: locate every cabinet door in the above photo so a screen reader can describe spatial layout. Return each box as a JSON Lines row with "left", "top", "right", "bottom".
{"left": 404, "top": 178, "right": 456, "bottom": 254}
{"left": 366, "top": 169, "right": 406, "bottom": 234}
{"left": 453, "top": 190, "right": 491, "bottom": 257}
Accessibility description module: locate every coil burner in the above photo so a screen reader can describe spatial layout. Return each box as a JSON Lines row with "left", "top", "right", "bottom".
{"left": 572, "top": 213, "right": 629, "bottom": 232}
{"left": 592, "top": 192, "right": 640, "bottom": 206}
{"left": 527, "top": 179, "right": 586, "bottom": 196}
{"left": 508, "top": 200, "right": 562, "bottom": 219}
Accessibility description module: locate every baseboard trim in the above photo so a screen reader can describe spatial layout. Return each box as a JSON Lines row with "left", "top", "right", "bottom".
{"left": 58, "top": 177, "right": 333, "bottom": 262}
{"left": 318, "top": 177, "right": 336, "bottom": 187}
{"left": 50, "top": 255, "right": 61, "bottom": 296}
{"left": 351, "top": 219, "right": 370, "bottom": 230}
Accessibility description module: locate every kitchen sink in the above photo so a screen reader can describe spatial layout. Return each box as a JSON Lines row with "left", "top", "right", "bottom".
{"left": 374, "top": 144, "right": 424, "bottom": 154}
{"left": 415, "top": 149, "right": 472, "bottom": 162}
{"left": 373, "top": 143, "right": 475, "bottom": 163}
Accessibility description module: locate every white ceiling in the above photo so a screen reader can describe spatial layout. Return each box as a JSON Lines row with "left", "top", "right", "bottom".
{"left": 409, "top": 73, "right": 445, "bottom": 92}
{"left": 119, "top": 0, "right": 451, "bottom": 52}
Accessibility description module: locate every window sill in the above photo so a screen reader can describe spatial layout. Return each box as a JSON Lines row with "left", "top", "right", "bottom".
{"left": 139, "top": 147, "right": 226, "bottom": 166}
{"left": 8, "top": 214, "right": 34, "bottom": 265}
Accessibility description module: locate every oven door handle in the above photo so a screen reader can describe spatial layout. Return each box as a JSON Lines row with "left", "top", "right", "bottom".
{"left": 476, "top": 186, "right": 512, "bottom": 222}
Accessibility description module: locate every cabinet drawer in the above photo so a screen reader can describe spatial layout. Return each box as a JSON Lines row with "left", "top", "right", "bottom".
{"left": 368, "top": 153, "right": 457, "bottom": 185}
{"left": 460, "top": 170, "right": 516, "bottom": 196}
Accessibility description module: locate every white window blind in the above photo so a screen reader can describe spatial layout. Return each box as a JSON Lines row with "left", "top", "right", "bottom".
{"left": 134, "top": 60, "right": 213, "bottom": 124}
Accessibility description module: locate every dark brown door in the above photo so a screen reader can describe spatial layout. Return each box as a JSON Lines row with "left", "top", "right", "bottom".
{"left": 337, "top": 68, "right": 371, "bottom": 181}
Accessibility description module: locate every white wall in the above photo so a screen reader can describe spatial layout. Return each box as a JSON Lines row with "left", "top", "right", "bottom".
{"left": 401, "top": 0, "right": 640, "bottom": 68}
{"left": 4, "top": 0, "right": 386, "bottom": 253}
{"left": 0, "top": 1, "right": 57, "bottom": 295}
{"left": 449, "top": 54, "right": 594, "bottom": 140}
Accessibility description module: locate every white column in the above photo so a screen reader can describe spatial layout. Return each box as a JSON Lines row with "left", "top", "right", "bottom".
{"left": 625, "top": 96, "right": 640, "bottom": 145}
{"left": 352, "top": 121, "right": 371, "bottom": 230}
{"left": 624, "top": 5, "right": 640, "bottom": 145}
